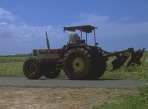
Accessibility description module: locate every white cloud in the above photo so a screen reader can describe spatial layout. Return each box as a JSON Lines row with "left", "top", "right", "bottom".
{"left": 0, "top": 22, "right": 63, "bottom": 43}
{"left": 99, "top": 22, "right": 148, "bottom": 38}
{"left": 0, "top": 22, "right": 7, "bottom": 25}
{"left": 0, "top": 8, "right": 66, "bottom": 55}
{"left": 79, "top": 13, "right": 110, "bottom": 22}
{"left": 73, "top": 13, "right": 148, "bottom": 38}
{"left": 73, "top": 13, "right": 110, "bottom": 26}
{"left": 0, "top": 7, "right": 64, "bottom": 43}
{"left": 120, "top": 16, "right": 131, "bottom": 21}
{"left": 0, "top": 22, "right": 66, "bottom": 55}
{"left": 0, "top": 8, "right": 16, "bottom": 21}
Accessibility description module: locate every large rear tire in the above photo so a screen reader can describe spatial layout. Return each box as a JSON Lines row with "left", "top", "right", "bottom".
{"left": 90, "top": 54, "right": 106, "bottom": 79}
{"left": 63, "top": 48, "right": 92, "bottom": 80}
{"left": 23, "top": 56, "right": 43, "bottom": 79}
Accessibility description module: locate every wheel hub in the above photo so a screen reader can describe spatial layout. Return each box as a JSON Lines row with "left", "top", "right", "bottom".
{"left": 28, "top": 62, "right": 38, "bottom": 74}
{"left": 72, "top": 57, "right": 86, "bottom": 74}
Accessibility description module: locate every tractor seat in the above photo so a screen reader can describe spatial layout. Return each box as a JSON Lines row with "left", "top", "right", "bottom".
{"left": 77, "top": 40, "right": 85, "bottom": 44}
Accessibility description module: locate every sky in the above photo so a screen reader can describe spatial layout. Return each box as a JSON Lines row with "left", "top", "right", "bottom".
{"left": 0, "top": 0, "right": 148, "bottom": 55}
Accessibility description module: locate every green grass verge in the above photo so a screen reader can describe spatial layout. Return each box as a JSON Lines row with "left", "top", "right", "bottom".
{"left": 93, "top": 85, "right": 148, "bottom": 109}
{"left": 0, "top": 56, "right": 27, "bottom": 77}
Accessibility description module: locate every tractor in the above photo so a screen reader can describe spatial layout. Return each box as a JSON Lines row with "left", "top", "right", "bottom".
{"left": 23, "top": 25, "right": 145, "bottom": 80}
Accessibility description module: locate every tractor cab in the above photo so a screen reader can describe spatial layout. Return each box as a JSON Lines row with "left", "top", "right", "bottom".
{"left": 63, "top": 25, "right": 98, "bottom": 46}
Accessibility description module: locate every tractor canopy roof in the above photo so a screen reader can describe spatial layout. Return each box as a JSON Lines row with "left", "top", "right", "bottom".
{"left": 63, "top": 25, "right": 97, "bottom": 33}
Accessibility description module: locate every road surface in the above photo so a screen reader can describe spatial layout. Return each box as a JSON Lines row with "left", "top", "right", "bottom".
{"left": 0, "top": 77, "right": 147, "bottom": 88}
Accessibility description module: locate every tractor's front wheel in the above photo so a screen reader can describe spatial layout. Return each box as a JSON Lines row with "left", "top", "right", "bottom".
{"left": 23, "top": 56, "right": 43, "bottom": 79}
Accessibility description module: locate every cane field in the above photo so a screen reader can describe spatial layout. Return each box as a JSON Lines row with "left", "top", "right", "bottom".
{"left": 0, "top": 52, "right": 147, "bottom": 109}
{"left": 0, "top": 52, "right": 147, "bottom": 80}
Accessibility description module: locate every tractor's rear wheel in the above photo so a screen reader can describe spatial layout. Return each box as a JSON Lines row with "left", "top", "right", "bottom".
{"left": 23, "top": 56, "right": 43, "bottom": 79}
{"left": 90, "top": 55, "right": 107, "bottom": 79}
{"left": 63, "top": 48, "right": 92, "bottom": 80}
{"left": 42, "top": 63, "right": 61, "bottom": 79}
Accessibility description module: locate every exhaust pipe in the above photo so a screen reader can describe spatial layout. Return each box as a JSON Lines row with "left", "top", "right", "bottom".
{"left": 45, "top": 31, "right": 50, "bottom": 49}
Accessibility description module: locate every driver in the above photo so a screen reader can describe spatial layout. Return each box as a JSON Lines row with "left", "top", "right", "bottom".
{"left": 68, "top": 31, "right": 80, "bottom": 44}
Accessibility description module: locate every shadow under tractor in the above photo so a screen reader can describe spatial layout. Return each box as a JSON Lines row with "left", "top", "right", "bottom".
{"left": 23, "top": 25, "right": 145, "bottom": 80}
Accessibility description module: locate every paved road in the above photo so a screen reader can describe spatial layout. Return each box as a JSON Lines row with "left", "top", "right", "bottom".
{"left": 0, "top": 77, "right": 147, "bottom": 88}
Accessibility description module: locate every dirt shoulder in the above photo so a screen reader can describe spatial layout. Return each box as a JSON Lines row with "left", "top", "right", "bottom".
{"left": 0, "top": 87, "right": 138, "bottom": 109}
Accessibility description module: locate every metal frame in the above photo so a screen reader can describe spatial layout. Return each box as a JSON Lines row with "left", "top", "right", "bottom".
{"left": 64, "top": 25, "right": 97, "bottom": 45}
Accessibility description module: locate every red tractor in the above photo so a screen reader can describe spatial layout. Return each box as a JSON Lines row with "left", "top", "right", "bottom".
{"left": 23, "top": 25, "right": 145, "bottom": 80}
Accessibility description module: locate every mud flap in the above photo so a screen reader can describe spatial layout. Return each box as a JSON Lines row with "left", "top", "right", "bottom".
{"left": 127, "top": 48, "right": 145, "bottom": 67}
{"left": 111, "top": 53, "right": 130, "bottom": 71}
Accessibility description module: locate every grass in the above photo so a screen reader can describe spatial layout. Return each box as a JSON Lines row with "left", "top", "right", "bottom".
{"left": 93, "top": 86, "right": 148, "bottom": 109}
{"left": 0, "top": 52, "right": 147, "bottom": 80}
{"left": 0, "top": 56, "right": 27, "bottom": 77}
